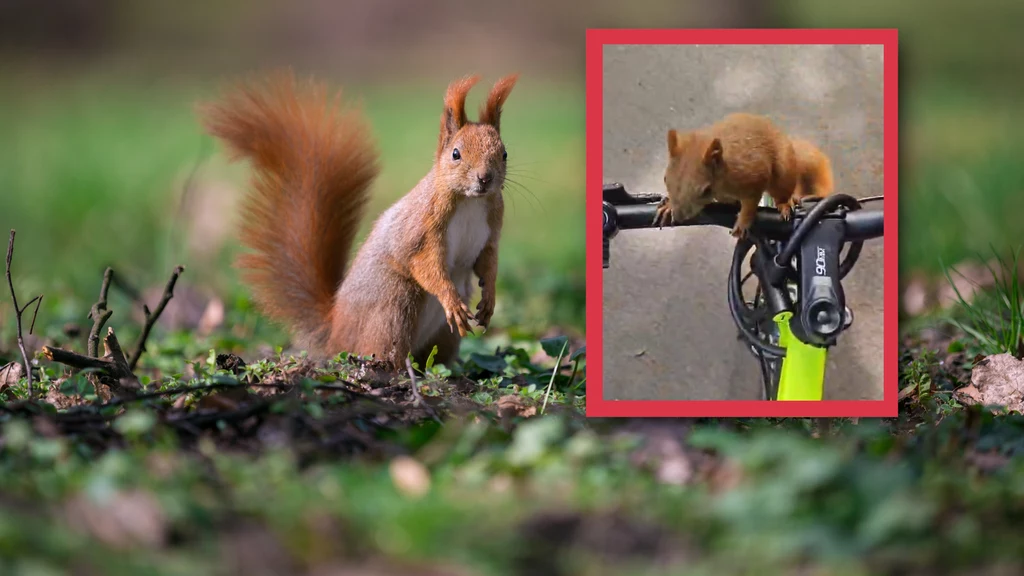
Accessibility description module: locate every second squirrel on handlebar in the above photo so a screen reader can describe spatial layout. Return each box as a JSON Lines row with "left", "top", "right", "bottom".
{"left": 655, "top": 113, "right": 834, "bottom": 238}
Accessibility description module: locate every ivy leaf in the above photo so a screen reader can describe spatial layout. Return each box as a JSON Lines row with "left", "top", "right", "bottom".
{"left": 540, "top": 336, "right": 569, "bottom": 359}
{"left": 468, "top": 353, "right": 507, "bottom": 374}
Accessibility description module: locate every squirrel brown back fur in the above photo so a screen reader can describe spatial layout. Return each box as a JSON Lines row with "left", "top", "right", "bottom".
{"left": 197, "top": 71, "right": 379, "bottom": 345}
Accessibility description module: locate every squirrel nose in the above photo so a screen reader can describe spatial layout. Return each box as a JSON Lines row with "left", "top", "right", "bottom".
{"left": 477, "top": 172, "right": 493, "bottom": 185}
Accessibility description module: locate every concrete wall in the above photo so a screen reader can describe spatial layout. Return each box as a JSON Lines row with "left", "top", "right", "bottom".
{"left": 601, "top": 44, "right": 885, "bottom": 400}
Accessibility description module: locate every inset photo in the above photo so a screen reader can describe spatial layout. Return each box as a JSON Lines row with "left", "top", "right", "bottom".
{"left": 586, "top": 29, "right": 898, "bottom": 417}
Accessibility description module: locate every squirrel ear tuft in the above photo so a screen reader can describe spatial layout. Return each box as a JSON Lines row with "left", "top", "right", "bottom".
{"left": 479, "top": 73, "right": 519, "bottom": 132}
{"left": 438, "top": 75, "right": 481, "bottom": 157}
{"left": 703, "top": 138, "right": 723, "bottom": 166}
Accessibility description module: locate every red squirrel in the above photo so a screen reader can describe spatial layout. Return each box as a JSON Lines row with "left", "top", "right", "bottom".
{"left": 655, "top": 113, "right": 834, "bottom": 237}
{"left": 198, "top": 71, "right": 518, "bottom": 368}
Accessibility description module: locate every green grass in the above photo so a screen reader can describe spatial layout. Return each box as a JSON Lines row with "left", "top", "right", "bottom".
{"left": 940, "top": 247, "right": 1024, "bottom": 356}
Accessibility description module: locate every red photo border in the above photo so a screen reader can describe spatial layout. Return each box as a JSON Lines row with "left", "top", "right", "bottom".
{"left": 585, "top": 28, "right": 899, "bottom": 418}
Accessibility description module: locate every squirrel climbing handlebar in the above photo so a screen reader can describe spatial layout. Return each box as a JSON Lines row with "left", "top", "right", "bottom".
{"left": 602, "top": 181, "right": 885, "bottom": 353}
{"left": 601, "top": 183, "right": 884, "bottom": 242}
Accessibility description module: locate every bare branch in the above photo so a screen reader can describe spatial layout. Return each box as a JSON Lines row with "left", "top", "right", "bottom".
{"left": 28, "top": 294, "right": 42, "bottom": 335}
{"left": 42, "top": 346, "right": 118, "bottom": 372}
{"left": 5, "top": 229, "right": 36, "bottom": 398}
{"left": 17, "top": 294, "right": 40, "bottom": 316}
{"left": 129, "top": 265, "right": 185, "bottom": 371}
{"left": 87, "top": 268, "right": 114, "bottom": 357}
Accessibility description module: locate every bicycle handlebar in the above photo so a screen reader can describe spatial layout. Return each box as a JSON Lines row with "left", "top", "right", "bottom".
{"left": 605, "top": 196, "right": 884, "bottom": 241}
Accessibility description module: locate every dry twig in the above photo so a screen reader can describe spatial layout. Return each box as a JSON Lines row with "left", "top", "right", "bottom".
{"left": 5, "top": 230, "right": 43, "bottom": 398}
{"left": 87, "top": 268, "right": 114, "bottom": 358}
{"left": 43, "top": 326, "right": 141, "bottom": 396}
{"left": 44, "top": 265, "right": 182, "bottom": 397}
{"left": 129, "top": 265, "right": 184, "bottom": 371}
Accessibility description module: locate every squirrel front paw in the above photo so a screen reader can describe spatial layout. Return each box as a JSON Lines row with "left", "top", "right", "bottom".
{"left": 777, "top": 201, "right": 793, "bottom": 221}
{"left": 444, "top": 297, "right": 473, "bottom": 337}
{"left": 730, "top": 224, "right": 749, "bottom": 239}
{"left": 475, "top": 291, "right": 495, "bottom": 328}
{"left": 653, "top": 199, "right": 674, "bottom": 229}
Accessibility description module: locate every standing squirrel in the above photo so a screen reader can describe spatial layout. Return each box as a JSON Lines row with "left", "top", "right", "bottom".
{"left": 198, "top": 71, "right": 518, "bottom": 369}
{"left": 655, "top": 113, "right": 833, "bottom": 237}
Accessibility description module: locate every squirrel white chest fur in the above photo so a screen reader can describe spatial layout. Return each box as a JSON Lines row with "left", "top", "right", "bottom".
{"left": 444, "top": 197, "right": 491, "bottom": 270}
{"left": 413, "top": 197, "right": 491, "bottom": 350}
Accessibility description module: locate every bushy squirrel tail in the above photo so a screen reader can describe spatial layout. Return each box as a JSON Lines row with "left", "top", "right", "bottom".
{"left": 792, "top": 138, "right": 834, "bottom": 198}
{"left": 198, "top": 70, "right": 380, "bottom": 345}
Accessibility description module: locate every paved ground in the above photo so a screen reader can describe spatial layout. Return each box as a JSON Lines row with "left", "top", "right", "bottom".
{"left": 601, "top": 44, "right": 885, "bottom": 401}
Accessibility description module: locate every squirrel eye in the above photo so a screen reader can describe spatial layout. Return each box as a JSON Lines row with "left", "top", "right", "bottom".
{"left": 502, "top": 150, "right": 507, "bottom": 161}
{"left": 701, "top": 185, "right": 713, "bottom": 198}
{"left": 452, "top": 148, "right": 461, "bottom": 161}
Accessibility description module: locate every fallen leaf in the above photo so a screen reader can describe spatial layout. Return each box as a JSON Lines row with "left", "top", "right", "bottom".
{"left": 963, "top": 353, "right": 1024, "bottom": 412}
{"left": 389, "top": 456, "right": 431, "bottom": 498}
{"left": 495, "top": 394, "right": 537, "bottom": 419}
{"left": 956, "top": 382, "right": 983, "bottom": 403}
{"left": 45, "top": 381, "right": 89, "bottom": 410}
{"left": 898, "top": 383, "right": 917, "bottom": 401}
{"left": 0, "top": 361, "right": 23, "bottom": 388}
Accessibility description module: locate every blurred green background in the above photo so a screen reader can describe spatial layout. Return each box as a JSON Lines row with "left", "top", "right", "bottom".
{"left": 0, "top": 0, "right": 602, "bottom": 349}
{"left": 2, "top": 0, "right": 1024, "bottom": 342}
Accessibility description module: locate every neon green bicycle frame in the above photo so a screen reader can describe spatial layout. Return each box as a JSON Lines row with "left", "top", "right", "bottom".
{"left": 758, "top": 193, "right": 827, "bottom": 401}
{"left": 772, "top": 311, "right": 827, "bottom": 401}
